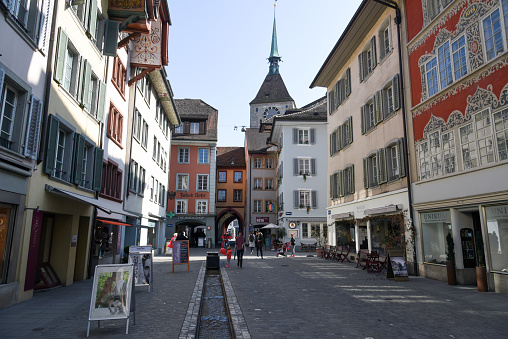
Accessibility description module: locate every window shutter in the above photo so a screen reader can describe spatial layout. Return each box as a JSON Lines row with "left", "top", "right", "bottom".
{"left": 0, "top": 66, "right": 5, "bottom": 102}
{"left": 44, "top": 115, "right": 59, "bottom": 175}
{"left": 363, "top": 157, "right": 369, "bottom": 188}
{"left": 374, "top": 91, "right": 383, "bottom": 125}
{"left": 24, "top": 95, "right": 44, "bottom": 159}
{"left": 88, "top": 0, "right": 98, "bottom": 37}
{"left": 334, "top": 172, "right": 339, "bottom": 199}
{"left": 81, "top": 60, "right": 92, "bottom": 109}
{"left": 329, "top": 175, "right": 333, "bottom": 199}
{"left": 379, "top": 31, "right": 385, "bottom": 61}
{"left": 346, "top": 68, "right": 351, "bottom": 97}
{"left": 398, "top": 137, "right": 406, "bottom": 178}
{"left": 103, "top": 20, "right": 120, "bottom": 57}
{"left": 311, "top": 158, "right": 316, "bottom": 175}
{"left": 93, "top": 147, "right": 104, "bottom": 192}
{"left": 183, "top": 121, "right": 190, "bottom": 133}
{"left": 310, "top": 128, "right": 315, "bottom": 144}
{"left": 382, "top": 87, "right": 388, "bottom": 117}
{"left": 96, "top": 81, "right": 106, "bottom": 122}
{"left": 280, "top": 161, "right": 283, "bottom": 178}
{"left": 338, "top": 170, "right": 344, "bottom": 197}
{"left": 294, "top": 190, "right": 299, "bottom": 208}
{"left": 329, "top": 133, "right": 333, "bottom": 156}
{"left": 393, "top": 73, "right": 401, "bottom": 111}
{"left": 378, "top": 148, "right": 387, "bottom": 184}
{"left": 54, "top": 28, "right": 68, "bottom": 84}
{"left": 292, "top": 128, "right": 298, "bottom": 144}
{"left": 73, "top": 134, "right": 85, "bottom": 185}
{"left": 37, "top": 0, "right": 55, "bottom": 54}
{"left": 350, "top": 164, "right": 355, "bottom": 194}
{"left": 337, "top": 125, "right": 343, "bottom": 151}
{"left": 293, "top": 158, "right": 298, "bottom": 175}
{"left": 336, "top": 81, "right": 341, "bottom": 106}
{"left": 348, "top": 116, "right": 353, "bottom": 144}
{"left": 1, "top": 0, "right": 14, "bottom": 13}
{"left": 360, "top": 105, "right": 366, "bottom": 134}
{"left": 358, "top": 53, "right": 364, "bottom": 82}
{"left": 199, "top": 121, "right": 205, "bottom": 134}
{"left": 311, "top": 191, "right": 317, "bottom": 209}
{"left": 371, "top": 36, "right": 377, "bottom": 69}
{"left": 328, "top": 90, "right": 334, "bottom": 115}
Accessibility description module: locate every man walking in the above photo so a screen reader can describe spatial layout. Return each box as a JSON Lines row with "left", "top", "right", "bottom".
{"left": 235, "top": 232, "right": 246, "bottom": 268}
{"left": 256, "top": 232, "right": 264, "bottom": 259}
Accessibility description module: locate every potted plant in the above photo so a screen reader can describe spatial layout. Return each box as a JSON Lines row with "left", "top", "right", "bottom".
{"left": 446, "top": 233, "right": 457, "bottom": 285}
{"left": 475, "top": 232, "right": 488, "bottom": 292}
{"left": 311, "top": 228, "right": 327, "bottom": 258}
{"left": 306, "top": 206, "right": 311, "bottom": 214}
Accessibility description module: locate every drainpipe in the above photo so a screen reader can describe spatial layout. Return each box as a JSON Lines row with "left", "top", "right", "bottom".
{"left": 372, "top": 0, "right": 418, "bottom": 276}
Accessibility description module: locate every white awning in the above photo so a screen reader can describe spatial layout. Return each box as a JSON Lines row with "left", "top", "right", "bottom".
{"left": 45, "top": 185, "right": 111, "bottom": 213}
{"left": 331, "top": 212, "right": 354, "bottom": 220}
{"left": 364, "top": 204, "right": 402, "bottom": 216}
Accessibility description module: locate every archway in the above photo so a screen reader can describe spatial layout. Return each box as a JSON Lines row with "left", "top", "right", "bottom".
{"left": 175, "top": 219, "right": 207, "bottom": 248}
{"left": 215, "top": 209, "right": 244, "bottom": 245}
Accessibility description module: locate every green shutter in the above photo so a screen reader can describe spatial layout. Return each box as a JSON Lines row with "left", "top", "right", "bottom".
{"left": 358, "top": 53, "right": 364, "bottom": 82}
{"left": 293, "top": 158, "right": 298, "bottom": 175}
{"left": 96, "top": 80, "right": 106, "bottom": 122}
{"left": 338, "top": 170, "right": 344, "bottom": 197}
{"left": 73, "top": 134, "right": 85, "bottom": 185}
{"left": 329, "top": 175, "right": 333, "bottom": 199}
{"left": 346, "top": 68, "right": 351, "bottom": 97}
{"left": 329, "top": 133, "right": 333, "bottom": 156}
{"left": 335, "top": 81, "right": 341, "bottom": 107}
{"left": 363, "top": 157, "right": 369, "bottom": 189}
{"left": 81, "top": 59, "right": 92, "bottom": 109}
{"left": 361, "top": 105, "right": 366, "bottom": 134}
{"left": 103, "top": 20, "right": 120, "bottom": 57}
{"left": 24, "top": 95, "right": 43, "bottom": 159}
{"left": 378, "top": 148, "right": 387, "bottom": 184}
{"left": 293, "top": 128, "right": 298, "bottom": 144}
{"left": 398, "top": 137, "right": 406, "bottom": 178}
{"left": 311, "top": 158, "right": 316, "bottom": 176}
{"left": 311, "top": 190, "right": 317, "bottom": 209}
{"left": 44, "top": 115, "right": 60, "bottom": 175}
{"left": 294, "top": 190, "right": 299, "bottom": 208}
{"left": 310, "top": 128, "right": 315, "bottom": 144}
{"left": 88, "top": 0, "right": 98, "bottom": 37}
{"left": 337, "top": 125, "right": 343, "bottom": 151}
{"left": 393, "top": 73, "right": 401, "bottom": 111}
{"left": 54, "top": 28, "right": 68, "bottom": 84}
{"left": 350, "top": 164, "right": 355, "bottom": 194}
{"left": 375, "top": 91, "right": 383, "bottom": 125}
{"left": 328, "top": 91, "right": 333, "bottom": 115}
{"left": 348, "top": 116, "right": 353, "bottom": 144}
{"left": 38, "top": 0, "right": 55, "bottom": 54}
{"left": 93, "top": 147, "right": 104, "bottom": 191}
{"left": 371, "top": 36, "right": 377, "bottom": 69}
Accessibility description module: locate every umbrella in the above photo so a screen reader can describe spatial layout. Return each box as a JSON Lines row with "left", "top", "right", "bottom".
{"left": 261, "top": 223, "right": 282, "bottom": 229}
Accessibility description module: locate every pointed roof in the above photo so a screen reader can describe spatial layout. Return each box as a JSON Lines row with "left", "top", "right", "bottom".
{"left": 250, "top": 73, "right": 293, "bottom": 105}
{"left": 269, "top": 15, "right": 279, "bottom": 59}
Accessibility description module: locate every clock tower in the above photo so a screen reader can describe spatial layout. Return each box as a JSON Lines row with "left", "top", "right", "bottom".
{"left": 249, "top": 4, "right": 295, "bottom": 128}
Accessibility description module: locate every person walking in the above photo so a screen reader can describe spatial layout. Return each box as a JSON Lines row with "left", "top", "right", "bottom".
{"left": 235, "top": 232, "right": 245, "bottom": 268}
{"left": 248, "top": 232, "right": 255, "bottom": 254}
{"left": 256, "top": 232, "right": 264, "bottom": 259}
{"left": 226, "top": 246, "right": 232, "bottom": 267}
{"left": 290, "top": 233, "right": 296, "bottom": 257}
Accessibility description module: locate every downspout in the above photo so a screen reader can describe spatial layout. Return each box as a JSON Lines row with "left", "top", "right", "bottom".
{"left": 37, "top": 0, "right": 59, "bottom": 164}
{"left": 372, "top": 0, "right": 418, "bottom": 275}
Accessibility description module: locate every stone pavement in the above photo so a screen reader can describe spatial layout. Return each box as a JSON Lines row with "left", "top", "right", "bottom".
{"left": 0, "top": 248, "right": 507, "bottom": 338}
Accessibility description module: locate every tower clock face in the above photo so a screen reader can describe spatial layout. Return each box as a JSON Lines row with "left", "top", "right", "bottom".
{"left": 263, "top": 107, "right": 280, "bottom": 120}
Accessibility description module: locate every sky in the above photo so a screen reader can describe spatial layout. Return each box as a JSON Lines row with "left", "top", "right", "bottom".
{"left": 166, "top": 0, "right": 363, "bottom": 147}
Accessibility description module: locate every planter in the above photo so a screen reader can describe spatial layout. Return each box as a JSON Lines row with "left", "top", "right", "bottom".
{"left": 476, "top": 266, "right": 488, "bottom": 292}
{"left": 316, "top": 247, "right": 324, "bottom": 258}
{"left": 446, "top": 262, "right": 457, "bottom": 285}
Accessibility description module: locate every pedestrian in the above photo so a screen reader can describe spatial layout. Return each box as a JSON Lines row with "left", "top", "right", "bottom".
{"left": 290, "top": 233, "right": 296, "bottom": 257}
{"left": 256, "top": 232, "right": 264, "bottom": 259}
{"left": 226, "top": 246, "right": 232, "bottom": 267}
{"left": 235, "top": 232, "right": 245, "bottom": 268}
{"left": 249, "top": 232, "right": 255, "bottom": 254}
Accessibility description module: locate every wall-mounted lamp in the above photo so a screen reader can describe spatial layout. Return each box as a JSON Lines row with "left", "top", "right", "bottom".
{"left": 25, "top": 206, "right": 40, "bottom": 212}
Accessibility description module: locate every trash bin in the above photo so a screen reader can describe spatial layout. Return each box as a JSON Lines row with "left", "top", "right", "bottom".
{"left": 206, "top": 252, "right": 219, "bottom": 269}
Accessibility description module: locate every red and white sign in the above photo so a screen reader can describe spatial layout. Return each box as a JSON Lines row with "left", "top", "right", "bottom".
{"left": 207, "top": 225, "right": 211, "bottom": 230}
{"left": 256, "top": 217, "right": 269, "bottom": 223}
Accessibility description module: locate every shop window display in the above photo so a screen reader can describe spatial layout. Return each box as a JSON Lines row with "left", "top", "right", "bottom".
{"left": 335, "top": 221, "right": 355, "bottom": 248}
{"left": 485, "top": 205, "right": 508, "bottom": 272}
{"left": 421, "top": 211, "right": 451, "bottom": 264}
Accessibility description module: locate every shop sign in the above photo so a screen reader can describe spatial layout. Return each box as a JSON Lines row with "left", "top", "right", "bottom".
{"left": 256, "top": 217, "right": 269, "bottom": 223}
{"left": 485, "top": 205, "right": 508, "bottom": 219}
{"left": 289, "top": 222, "right": 296, "bottom": 229}
{"left": 285, "top": 212, "right": 292, "bottom": 216}
{"left": 420, "top": 211, "right": 451, "bottom": 223}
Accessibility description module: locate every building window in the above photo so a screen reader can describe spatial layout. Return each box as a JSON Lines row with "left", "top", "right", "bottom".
{"left": 367, "top": 154, "right": 378, "bottom": 187}
{"left": 265, "top": 178, "right": 273, "bottom": 190}
{"left": 133, "top": 110, "right": 142, "bottom": 141}
{"left": 234, "top": 171, "right": 242, "bottom": 183}
{"left": 421, "top": 210, "right": 451, "bottom": 265}
{"left": 302, "top": 222, "right": 309, "bottom": 238}
{"left": 190, "top": 122, "right": 199, "bottom": 134}
{"left": 152, "top": 136, "right": 157, "bottom": 160}
{"left": 379, "top": 19, "right": 391, "bottom": 60}
{"left": 265, "top": 158, "right": 273, "bottom": 169}
{"left": 494, "top": 108, "right": 508, "bottom": 161}
{"left": 298, "top": 129, "right": 309, "bottom": 144}
{"left": 198, "top": 148, "right": 209, "bottom": 164}
{"left": 483, "top": 9, "right": 504, "bottom": 61}
{"left": 233, "top": 190, "right": 242, "bottom": 202}
{"left": 150, "top": 176, "right": 154, "bottom": 201}
{"left": 176, "top": 200, "right": 187, "bottom": 214}
{"left": 138, "top": 166, "right": 145, "bottom": 196}
{"left": 429, "top": 131, "right": 442, "bottom": 177}
{"left": 254, "top": 200, "right": 262, "bottom": 213}
{"left": 254, "top": 158, "right": 262, "bottom": 168}
{"left": 100, "top": 159, "right": 123, "bottom": 200}
{"left": 218, "top": 171, "right": 227, "bottom": 183}
{"left": 425, "top": 56, "right": 439, "bottom": 96}
{"left": 292, "top": 128, "right": 315, "bottom": 144}
{"left": 358, "top": 37, "right": 377, "bottom": 81}
{"left": 129, "top": 160, "right": 138, "bottom": 192}
{"left": 298, "top": 159, "right": 310, "bottom": 175}
{"left": 112, "top": 56, "right": 126, "bottom": 96}
{"left": 174, "top": 125, "right": 183, "bottom": 133}
{"left": 452, "top": 35, "right": 467, "bottom": 80}
{"left": 361, "top": 99, "right": 377, "bottom": 134}
{"left": 197, "top": 174, "right": 209, "bottom": 191}
{"left": 254, "top": 178, "right": 262, "bottom": 190}
{"left": 298, "top": 191, "right": 310, "bottom": 208}
{"left": 485, "top": 204, "right": 508, "bottom": 272}
{"left": 107, "top": 103, "right": 123, "bottom": 147}
{"left": 196, "top": 200, "right": 208, "bottom": 214}
{"left": 177, "top": 174, "right": 189, "bottom": 191}
{"left": 178, "top": 147, "right": 190, "bottom": 164}
{"left": 0, "top": 85, "right": 17, "bottom": 148}
{"left": 217, "top": 189, "right": 226, "bottom": 202}
{"left": 343, "top": 165, "right": 354, "bottom": 196}
{"left": 141, "top": 120, "right": 148, "bottom": 149}
{"left": 154, "top": 179, "right": 158, "bottom": 202}
{"left": 86, "top": 73, "right": 99, "bottom": 118}
{"left": 387, "top": 144, "right": 400, "bottom": 181}
{"left": 63, "top": 45, "right": 79, "bottom": 97}
{"left": 438, "top": 41, "right": 452, "bottom": 89}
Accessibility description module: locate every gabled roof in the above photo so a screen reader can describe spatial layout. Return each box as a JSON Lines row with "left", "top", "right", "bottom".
{"left": 173, "top": 99, "right": 218, "bottom": 141}
{"left": 217, "top": 147, "right": 246, "bottom": 167}
{"left": 250, "top": 73, "right": 294, "bottom": 105}
{"left": 245, "top": 128, "right": 272, "bottom": 153}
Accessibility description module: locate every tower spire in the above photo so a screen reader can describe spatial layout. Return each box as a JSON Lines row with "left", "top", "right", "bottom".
{"left": 268, "top": 2, "right": 281, "bottom": 75}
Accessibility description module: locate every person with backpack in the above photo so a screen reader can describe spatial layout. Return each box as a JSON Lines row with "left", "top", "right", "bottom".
{"left": 256, "top": 232, "right": 264, "bottom": 259}
{"left": 290, "top": 233, "right": 296, "bottom": 257}
{"left": 248, "top": 232, "right": 255, "bottom": 254}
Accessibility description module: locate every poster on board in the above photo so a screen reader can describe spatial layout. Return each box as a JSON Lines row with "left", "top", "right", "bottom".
{"left": 128, "top": 246, "right": 152, "bottom": 286}
{"left": 172, "top": 240, "right": 189, "bottom": 272}
{"left": 89, "top": 264, "right": 133, "bottom": 321}
{"left": 387, "top": 251, "right": 409, "bottom": 281}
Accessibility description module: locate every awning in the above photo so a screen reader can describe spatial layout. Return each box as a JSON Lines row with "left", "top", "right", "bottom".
{"left": 364, "top": 204, "right": 403, "bottom": 216}
{"left": 109, "top": 209, "right": 140, "bottom": 218}
{"left": 45, "top": 184, "right": 111, "bottom": 213}
{"left": 148, "top": 212, "right": 166, "bottom": 219}
{"left": 97, "top": 219, "right": 132, "bottom": 227}
{"left": 331, "top": 212, "right": 354, "bottom": 220}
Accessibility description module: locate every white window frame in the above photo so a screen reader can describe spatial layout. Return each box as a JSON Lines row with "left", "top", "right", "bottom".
{"left": 196, "top": 174, "right": 209, "bottom": 192}
{"left": 0, "top": 84, "right": 17, "bottom": 145}
{"left": 298, "top": 158, "right": 310, "bottom": 175}
{"left": 254, "top": 158, "right": 262, "bottom": 168}
{"left": 190, "top": 122, "right": 199, "bottom": 134}
{"left": 452, "top": 35, "right": 467, "bottom": 80}
{"left": 299, "top": 190, "right": 311, "bottom": 208}
{"left": 254, "top": 200, "right": 262, "bottom": 213}
{"left": 482, "top": 8, "right": 505, "bottom": 61}
{"left": 426, "top": 57, "right": 439, "bottom": 97}
{"left": 298, "top": 129, "right": 309, "bottom": 144}
{"left": 176, "top": 199, "right": 188, "bottom": 214}
{"left": 196, "top": 200, "right": 208, "bottom": 214}
{"left": 178, "top": 147, "right": 190, "bottom": 164}
{"left": 438, "top": 41, "right": 453, "bottom": 89}
{"left": 176, "top": 173, "right": 189, "bottom": 191}
{"left": 198, "top": 147, "right": 209, "bottom": 164}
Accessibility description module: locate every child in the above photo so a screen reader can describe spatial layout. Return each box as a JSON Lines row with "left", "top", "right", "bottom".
{"left": 226, "top": 246, "right": 232, "bottom": 267}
